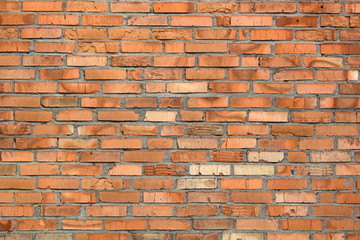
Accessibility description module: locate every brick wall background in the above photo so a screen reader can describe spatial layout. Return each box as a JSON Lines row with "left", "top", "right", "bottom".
{"left": 1, "top": 0, "right": 360, "bottom": 239}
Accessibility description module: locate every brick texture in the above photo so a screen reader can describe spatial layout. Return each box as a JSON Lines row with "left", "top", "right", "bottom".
{"left": 0, "top": 0, "right": 359, "bottom": 238}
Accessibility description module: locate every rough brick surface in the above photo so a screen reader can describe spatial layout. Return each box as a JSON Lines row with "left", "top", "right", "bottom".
{"left": 0, "top": 0, "right": 359, "bottom": 238}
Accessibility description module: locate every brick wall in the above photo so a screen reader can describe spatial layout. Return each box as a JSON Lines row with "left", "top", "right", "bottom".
{"left": 1, "top": 1, "right": 360, "bottom": 239}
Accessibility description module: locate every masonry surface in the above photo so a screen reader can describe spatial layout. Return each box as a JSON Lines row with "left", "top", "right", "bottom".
{"left": 0, "top": 0, "right": 360, "bottom": 239}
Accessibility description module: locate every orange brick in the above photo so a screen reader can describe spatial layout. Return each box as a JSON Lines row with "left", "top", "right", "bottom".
{"left": 0, "top": 28, "right": 18, "bottom": 39}
{"left": 231, "top": 16, "right": 272, "bottom": 26}
{"left": 0, "top": 55, "right": 20, "bottom": 66}
{"left": 109, "top": 28, "right": 149, "bottom": 40}
{"left": 21, "top": 28, "right": 62, "bottom": 39}
{"left": 62, "top": 219, "right": 102, "bottom": 230}
{"left": 61, "top": 192, "right": 96, "bottom": 203}
{"left": 186, "top": 69, "right": 226, "bottom": 80}
{"left": 38, "top": 14, "right": 79, "bottom": 25}
{"left": 251, "top": 29, "right": 292, "bottom": 40}
{"left": 101, "top": 138, "right": 142, "bottom": 149}
{"left": 312, "top": 179, "right": 353, "bottom": 190}
{"left": 17, "top": 220, "right": 57, "bottom": 231}
{"left": 98, "top": 111, "right": 139, "bottom": 122}
{"left": 23, "top": 1, "right": 62, "bottom": 11}
{"left": 154, "top": 56, "right": 195, "bottom": 67}
{"left": 149, "top": 219, "right": 190, "bottom": 231}
{"left": 152, "top": 28, "right": 192, "bottom": 40}
{"left": 83, "top": 15, "right": 123, "bottom": 26}
{"left": 86, "top": 206, "right": 126, "bottom": 217}
{"left": 41, "top": 206, "right": 79, "bottom": 216}
{"left": 255, "top": 2, "right": 296, "bottom": 13}
{"left": 0, "top": 14, "right": 34, "bottom": 25}
{"left": 199, "top": 56, "right": 239, "bottom": 67}
{"left": 300, "top": 2, "right": 341, "bottom": 13}
{"left": 111, "top": 2, "right": 150, "bottom": 12}
{"left": 236, "top": 219, "right": 278, "bottom": 230}
{"left": 0, "top": 1, "right": 20, "bottom": 11}
{"left": 210, "top": 82, "right": 250, "bottom": 93}
{"left": 281, "top": 219, "right": 323, "bottom": 231}
{"left": 154, "top": 2, "right": 194, "bottom": 13}
{"left": 99, "top": 192, "right": 140, "bottom": 203}
{"left": 40, "top": 69, "right": 79, "bottom": 80}
{"left": 20, "top": 164, "right": 59, "bottom": 175}
{"left": 231, "top": 192, "right": 273, "bottom": 203}
{"left": 80, "top": 152, "right": 120, "bottom": 162}
{"left": 195, "top": 29, "right": 236, "bottom": 40}
{"left": 38, "top": 178, "right": 79, "bottom": 189}
{"left": 65, "top": 28, "right": 106, "bottom": 39}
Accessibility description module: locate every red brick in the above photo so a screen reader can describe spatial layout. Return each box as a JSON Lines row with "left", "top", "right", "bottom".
{"left": 199, "top": 56, "right": 239, "bottom": 67}
{"left": 0, "top": 14, "right": 35, "bottom": 25}
{"left": 154, "top": 56, "right": 195, "bottom": 67}
{"left": 231, "top": 192, "right": 273, "bottom": 203}
{"left": 65, "top": 28, "right": 106, "bottom": 39}
{"left": 40, "top": 69, "right": 79, "bottom": 80}
{"left": 187, "top": 69, "right": 226, "bottom": 80}
{"left": 99, "top": 192, "right": 140, "bottom": 203}
{"left": 195, "top": 29, "right": 236, "bottom": 40}
{"left": 21, "top": 28, "right": 61, "bottom": 39}
{"left": 321, "top": 16, "right": 350, "bottom": 27}
{"left": 38, "top": 14, "right": 79, "bottom": 25}
{"left": 109, "top": 29, "right": 149, "bottom": 40}
{"left": 17, "top": 220, "right": 57, "bottom": 231}
{"left": 154, "top": 2, "right": 194, "bottom": 13}
{"left": 237, "top": 219, "right": 278, "bottom": 230}
{"left": 128, "top": 16, "right": 167, "bottom": 26}
{"left": 276, "top": 43, "right": 316, "bottom": 54}
{"left": 36, "top": 152, "right": 76, "bottom": 163}
{"left": 171, "top": 151, "right": 206, "bottom": 162}
{"left": 80, "top": 152, "right": 120, "bottom": 163}
{"left": 325, "top": 220, "right": 360, "bottom": 231}
{"left": 0, "top": 69, "right": 35, "bottom": 79}
{"left": 66, "top": 1, "right": 107, "bottom": 12}
{"left": 41, "top": 206, "right": 79, "bottom": 216}
{"left": 300, "top": 2, "right": 341, "bottom": 13}
{"left": 229, "top": 70, "right": 269, "bottom": 80}
{"left": 0, "top": 1, "right": 20, "bottom": 11}
{"left": 251, "top": 30, "right": 292, "bottom": 40}
{"left": 144, "top": 192, "right": 185, "bottom": 203}
{"left": 98, "top": 111, "right": 139, "bottom": 122}
{"left": 231, "top": 16, "right": 272, "bottom": 26}
{"left": 133, "top": 205, "right": 173, "bottom": 217}
{"left": 59, "top": 83, "right": 100, "bottom": 94}
{"left": 149, "top": 219, "right": 190, "bottom": 231}
{"left": 86, "top": 206, "right": 126, "bottom": 217}
{"left": 15, "top": 82, "right": 56, "bottom": 93}
{"left": 152, "top": 29, "right": 192, "bottom": 40}
{"left": 186, "top": 42, "right": 227, "bottom": 53}
{"left": 83, "top": 15, "right": 123, "bottom": 26}
{"left": 0, "top": 28, "right": 18, "bottom": 39}
{"left": 20, "top": 164, "right": 59, "bottom": 176}
{"left": 313, "top": 206, "right": 353, "bottom": 217}
{"left": 197, "top": 2, "right": 238, "bottom": 13}
{"left": 61, "top": 192, "right": 96, "bottom": 203}
{"left": 312, "top": 179, "right": 353, "bottom": 190}
{"left": 56, "top": 110, "right": 93, "bottom": 121}
{"left": 209, "top": 82, "right": 249, "bottom": 93}
{"left": 0, "top": 41, "right": 30, "bottom": 52}
{"left": 255, "top": 2, "right": 296, "bottom": 13}
{"left": 111, "top": 2, "right": 150, "bottom": 12}
{"left": 62, "top": 219, "right": 102, "bottom": 230}
{"left": 23, "top": 1, "right": 62, "bottom": 11}
{"left": 15, "top": 192, "right": 55, "bottom": 203}
{"left": 281, "top": 219, "right": 323, "bottom": 231}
